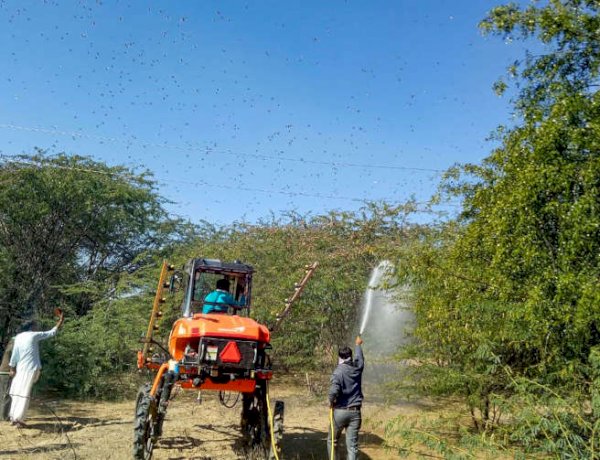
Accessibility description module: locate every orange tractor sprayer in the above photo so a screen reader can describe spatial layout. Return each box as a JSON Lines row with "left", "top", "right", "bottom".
{"left": 134, "top": 258, "right": 318, "bottom": 460}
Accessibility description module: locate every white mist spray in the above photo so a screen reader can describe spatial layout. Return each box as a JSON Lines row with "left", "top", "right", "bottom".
{"left": 359, "top": 260, "right": 414, "bottom": 398}
{"left": 359, "top": 260, "right": 393, "bottom": 335}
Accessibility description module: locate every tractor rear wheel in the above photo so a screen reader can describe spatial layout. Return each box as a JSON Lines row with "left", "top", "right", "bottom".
{"left": 269, "top": 400, "right": 284, "bottom": 460}
{"left": 133, "top": 383, "right": 158, "bottom": 460}
{"left": 240, "top": 384, "right": 283, "bottom": 460}
{"left": 155, "top": 371, "right": 175, "bottom": 438}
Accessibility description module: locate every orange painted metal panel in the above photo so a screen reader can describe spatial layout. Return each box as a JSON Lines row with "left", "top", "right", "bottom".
{"left": 179, "top": 378, "right": 256, "bottom": 393}
{"left": 169, "top": 314, "right": 270, "bottom": 359}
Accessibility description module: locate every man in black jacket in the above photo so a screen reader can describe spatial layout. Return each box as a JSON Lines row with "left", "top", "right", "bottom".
{"left": 327, "top": 335, "right": 364, "bottom": 460}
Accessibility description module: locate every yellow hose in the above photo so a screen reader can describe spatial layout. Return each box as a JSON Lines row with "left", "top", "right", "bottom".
{"left": 329, "top": 406, "right": 335, "bottom": 460}
{"left": 265, "top": 382, "right": 280, "bottom": 460}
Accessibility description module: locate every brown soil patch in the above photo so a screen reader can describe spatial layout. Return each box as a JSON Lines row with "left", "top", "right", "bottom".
{"left": 0, "top": 379, "right": 423, "bottom": 459}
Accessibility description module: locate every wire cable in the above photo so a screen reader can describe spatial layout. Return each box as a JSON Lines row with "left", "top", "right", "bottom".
{"left": 218, "top": 390, "right": 240, "bottom": 408}
{"left": 0, "top": 154, "right": 460, "bottom": 211}
{"left": 0, "top": 122, "right": 446, "bottom": 173}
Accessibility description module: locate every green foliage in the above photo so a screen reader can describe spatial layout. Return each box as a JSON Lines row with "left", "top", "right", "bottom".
{"left": 0, "top": 148, "right": 420, "bottom": 398}
{"left": 36, "top": 256, "right": 177, "bottom": 398}
{"left": 384, "top": 401, "right": 510, "bottom": 460}
{"left": 0, "top": 151, "right": 180, "bottom": 347}
{"left": 480, "top": 0, "right": 600, "bottom": 120}
{"left": 389, "top": 1, "right": 600, "bottom": 457}
{"left": 26, "top": 199, "right": 415, "bottom": 398}
{"left": 154, "top": 205, "right": 414, "bottom": 371}
{"left": 482, "top": 361, "right": 600, "bottom": 459}
{"left": 0, "top": 152, "right": 188, "bottom": 397}
{"left": 39, "top": 297, "right": 149, "bottom": 398}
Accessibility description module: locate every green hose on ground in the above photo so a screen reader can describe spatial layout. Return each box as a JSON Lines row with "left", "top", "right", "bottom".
{"left": 329, "top": 406, "right": 335, "bottom": 460}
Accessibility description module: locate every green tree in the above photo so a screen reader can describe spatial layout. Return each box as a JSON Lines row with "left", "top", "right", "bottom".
{"left": 469, "top": 0, "right": 600, "bottom": 386}
{"left": 38, "top": 201, "right": 416, "bottom": 398}
{"left": 392, "top": 1, "right": 600, "bottom": 457}
{"left": 153, "top": 203, "right": 415, "bottom": 371}
{"left": 0, "top": 152, "right": 180, "bottom": 348}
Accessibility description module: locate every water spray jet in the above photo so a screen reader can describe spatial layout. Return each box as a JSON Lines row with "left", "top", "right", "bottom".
{"left": 359, "top": 260, "right": 393, "bottom": 336}
{"left": 358, "top": 260, "right": 414, "bottom": 400}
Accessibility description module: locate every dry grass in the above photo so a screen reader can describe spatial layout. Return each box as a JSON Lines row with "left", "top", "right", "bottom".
{"left": 0, "top": 377, "right": 417, "bottom": 460}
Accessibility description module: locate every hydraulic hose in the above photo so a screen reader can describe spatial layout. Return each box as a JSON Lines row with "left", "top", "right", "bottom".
{"left": 265, "top": 382, "right": 280, "bottom": 460}
{"left": 329, "top": 406, "right": 335, "bottom": 460}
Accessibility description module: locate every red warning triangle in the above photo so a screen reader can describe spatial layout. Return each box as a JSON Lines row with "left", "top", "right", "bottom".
{"left": 220, "top": 341, "right": 242, "bottom": 363}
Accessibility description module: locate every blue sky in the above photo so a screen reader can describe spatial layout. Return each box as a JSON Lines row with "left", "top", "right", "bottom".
{"left": 0, "top": 1, "right": 528, "bottom": 224}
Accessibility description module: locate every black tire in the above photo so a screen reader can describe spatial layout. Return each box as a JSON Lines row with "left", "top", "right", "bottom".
{"left": 133, "top": 383, "right": 157, "bottom": 460}
{"left": 268, "top": 400, "right": 284, "bottom": 460}
{"left": 241, "top": 384, "right": 281, "bottom": 460}
{"left": 155, "top": 372, "right": 175, "bottom": 438}
{"left": 241, "top": 392, "right": 262, "bottom": 448}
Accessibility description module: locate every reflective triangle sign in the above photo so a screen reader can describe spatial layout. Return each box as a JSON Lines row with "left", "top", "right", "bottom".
{"left": 220, "top": 341, "right": 242, "bottom": 363}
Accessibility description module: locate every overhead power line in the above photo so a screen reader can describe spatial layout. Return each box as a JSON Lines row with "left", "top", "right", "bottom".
{"left": 0, "top": 154, "right": 139, "bottom": 179}
{"left": 0, "top": 154, "right": 460, "bottom": 212}
{"left": 0, "top": 123, "right": 446, "bottom": 173}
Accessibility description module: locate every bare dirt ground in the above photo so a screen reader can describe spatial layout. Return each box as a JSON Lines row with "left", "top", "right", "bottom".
{"left": 0, "top": 377, "right": 430, "bottom": 460}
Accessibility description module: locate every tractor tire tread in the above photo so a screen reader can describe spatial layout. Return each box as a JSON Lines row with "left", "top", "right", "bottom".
{"left": 133, "top": 383, "right": 154, "bottom": 460}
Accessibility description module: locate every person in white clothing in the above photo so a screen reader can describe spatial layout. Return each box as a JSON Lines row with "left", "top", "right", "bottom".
{"left": 8, "top": 310, "right": 64, "bottom": 427}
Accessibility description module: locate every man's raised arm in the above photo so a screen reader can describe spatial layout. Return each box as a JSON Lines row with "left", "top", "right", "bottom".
{"left": 354, "top": 336, "right": 364, "bottom": 371}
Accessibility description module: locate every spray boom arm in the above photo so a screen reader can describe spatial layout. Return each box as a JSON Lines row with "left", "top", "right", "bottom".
{"left": 138, "top": 260, "right": 174, "bottom": 369}
{"left": 270, "top": 262, "right": 318, "bottom": 333}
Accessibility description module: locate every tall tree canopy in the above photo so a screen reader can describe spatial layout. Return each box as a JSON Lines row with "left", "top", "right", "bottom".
{"left": 164, "top": 204, "right": 416, "bottom": 369}
{"left": 0, "top": 152, "right": 179, "bottom": 347}
{"left": 35, "top": 203, "right": 417, "bottom": 398}
{"left": 392, "top": 1, "right": 600, "bottom": 457}
{"left": 464, "top": 0, "right": 600, "bottom": 380}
